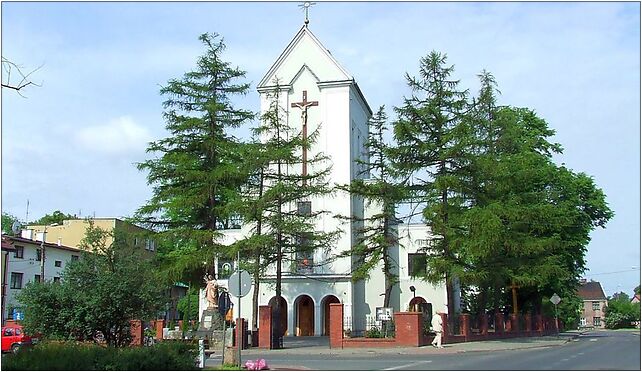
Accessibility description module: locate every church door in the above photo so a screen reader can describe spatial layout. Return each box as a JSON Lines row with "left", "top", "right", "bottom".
{"left": 268, "top": 296, "right": 288, "bottom": 336}
{"left": 322, "top": 295, "right": 340, "bottom": 335}
{"left": 295, "top": 295, "right": 315, "bottom": 336}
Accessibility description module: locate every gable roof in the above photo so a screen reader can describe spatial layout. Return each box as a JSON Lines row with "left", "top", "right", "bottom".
{"left": 4, "top": 235, "right": 82, "bottom": 253}
{"left": 258, "top": 25, "right": 352, "bottom": 88}
{"left": 577, "top": 281, "right": 607, "bottom": 301}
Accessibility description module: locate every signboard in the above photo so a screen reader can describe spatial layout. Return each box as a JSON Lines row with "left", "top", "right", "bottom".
{"left": 12, "top": 309, "right": 24, "bottom": 321}
{"left": 550, "top": 293, "right": 561, "bottom": 305}
{"left": 228, "top": 270, "right": 252, "bottom": 298}
{"left": 376, "top": 307, "right": 393, "bottom": 321}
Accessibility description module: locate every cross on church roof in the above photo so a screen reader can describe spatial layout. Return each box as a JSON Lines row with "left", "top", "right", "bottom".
{"left": 298, "top": 1, "right": 316, "bottom": 25}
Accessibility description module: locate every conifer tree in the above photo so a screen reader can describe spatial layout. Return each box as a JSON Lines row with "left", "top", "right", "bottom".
{"left": 392, "top": 51, "right": 470, "bottom": 318}
{"left": 236, "top": 84, "right": 339, "bottom": 346}
{"left": 338, "top": 106, "right": 405, "bottom": 307}
{"left": 135, "top": 33, "right": 254, "bottom": 282}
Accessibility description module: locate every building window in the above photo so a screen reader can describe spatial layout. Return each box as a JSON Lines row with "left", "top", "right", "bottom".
{"left": 297, "top": 201, "right": 312, "bottom": 216}
{"left": 55, "top": 260, "right": 62, "bottom": 267}
{"left": 14, "top": 246, "right": 24, "bottom": 259}
{"left": 53, "top": 277, "right": 61, "bottom": 283}
{"left": 408, "top": 253, "right": 427, "bottom": 277}
{"left": 592, "top": 301, "right": 600, "bottom": 311}
{"left": 34, "top": 274, "right": 41, "bottom": 283}
{"left": 145, "top": 239, "right": 156, "bottom": 252}
{"left": 580, "top": 317, "right": 586, "bottom": 326}
{"left": 593, "top": 317, "right": 601, "bottom": 326}
{"left": 71, "top": 255, "right": 79, "bottom": 261}
{"left": 10, "top": 272, "right": 23, "bottom": 289}
{"left": 36, "top": 249, "right": 42, "bottom": 261}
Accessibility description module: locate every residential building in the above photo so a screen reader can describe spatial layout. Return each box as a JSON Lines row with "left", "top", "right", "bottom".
{"left": 577, "top": 279, "right": 608, "bottom": 329}
{"left": 199, "top": 22, "right": 450, "bottom": 337}
{"left": 27, "top": 218, "right": 156, "bottom": 253}
{"left": 1, "top": 234, "right": 83, "bottom": 323}
{"left": 2, "top": 237, "right": 17, "bottom": 325}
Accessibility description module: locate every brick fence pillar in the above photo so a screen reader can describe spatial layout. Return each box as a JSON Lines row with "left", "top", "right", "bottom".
{"left": 494, "top": 312, "right": 504, "bottom": 334}
{"left": 439, "top": 313, "right": 449, "bottom": 344}
{"left": 130, "top": 320, "right": 143, "bottom": 346}
{"left": 394, "top": 312, "right": 422, "bottom": 346}
{"left": 236, "top": 318, "right": 248, "bottom": 350}
{"left": 258, "top": 306, "right": 272, "bottom": 349}
{"left": 480, "top": 313, "right": 488, "bottom": 335}
{"left": 535, "top": 314, "right": 543, "bottom": 333}
{"left": 510, "top": 313, "right": 518, "bottom": 332}
{"left": 329, "top": 303, "right": 344, "bottom": 349}
{"left": 460, "top": 313, "right": 471, "bottom": 341}
{"left": 155, "top": 319, "right": 165, "bottom": 340}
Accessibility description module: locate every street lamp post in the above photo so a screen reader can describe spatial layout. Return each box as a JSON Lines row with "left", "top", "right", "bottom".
{"left": 39, "top": 223, "right": 59, "bottom": 283}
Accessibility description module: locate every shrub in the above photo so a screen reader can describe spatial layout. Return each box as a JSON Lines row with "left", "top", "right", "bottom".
{"left": 2, "top": 341, "right": 198, "bottom": 370}
{"left": 365, "top": 327, "right": 382, "bottom": 338}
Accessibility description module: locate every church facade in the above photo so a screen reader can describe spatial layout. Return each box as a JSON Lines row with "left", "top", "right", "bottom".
{"left": 200, "top": 24, "right": 450, "bottom": 337}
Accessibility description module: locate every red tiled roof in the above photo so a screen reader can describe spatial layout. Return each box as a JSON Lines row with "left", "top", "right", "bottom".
{"left": 577, "top": 281, "right": 607, "bottom": 301}
{"left": 3, "top": 235, "right": 82, "bottom": 253}
{"left": 1, "top": 236, "right": 16, "bottom": 251}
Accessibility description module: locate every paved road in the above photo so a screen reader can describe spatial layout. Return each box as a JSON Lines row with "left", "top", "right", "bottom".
{"left": 206, "top": 330, "right": 640, "bottom": 370}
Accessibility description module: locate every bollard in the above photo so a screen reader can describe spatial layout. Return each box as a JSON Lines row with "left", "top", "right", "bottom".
{"left": 198, "top": 339, "right": 205, "bottom": 369}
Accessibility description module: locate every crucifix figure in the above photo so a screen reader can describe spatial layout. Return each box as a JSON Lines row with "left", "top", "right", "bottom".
{"left": 291, "top": 90, "right": 318, "bottom": 186}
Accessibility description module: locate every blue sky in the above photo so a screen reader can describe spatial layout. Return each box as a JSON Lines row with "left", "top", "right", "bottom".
{"left": 2, "top": 2, "right": 640, "bottom": 297}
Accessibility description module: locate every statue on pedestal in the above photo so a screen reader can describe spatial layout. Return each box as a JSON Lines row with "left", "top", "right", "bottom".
{"left": 204, "top": 274, "right": 219, "bottom": 309}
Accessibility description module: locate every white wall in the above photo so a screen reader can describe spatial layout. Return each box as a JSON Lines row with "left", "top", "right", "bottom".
{"left": 4, "top": 239, "right": 81, "bottom": 320}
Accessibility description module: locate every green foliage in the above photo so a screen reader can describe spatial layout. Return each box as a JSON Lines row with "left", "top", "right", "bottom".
{"left": 2, "top": 341, "right": 198, "bottom": 370}
{"left": 177, "top": 287, "right": 199, "bottom": 325}
{"left": 31, "top": 210, "right": 75, "bottom": 225}
{"left": 2, "top": 212, "right": 19, "bottom": 235}
{"left": 365, "top": 326, "right": 382, "bottom": 338}
{"left": 135, "top": 32, "right": 254, "bottom": 283}
{"left": 605, "top": 292, "right": 640, "bottom": 329}
{"left": 17, "top": 222, "right": 166, "bottom": 347}
{"left": 635, "top": 285, "right": 640, "bottom": 296}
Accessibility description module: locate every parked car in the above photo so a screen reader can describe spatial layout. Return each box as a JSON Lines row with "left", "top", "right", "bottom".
{"left": 1, "top": 325, "right": 39, "bottom": 353}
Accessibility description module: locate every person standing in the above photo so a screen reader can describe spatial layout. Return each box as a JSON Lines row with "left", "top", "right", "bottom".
{"left": 431, "top": 312, "right": 444, "bottom": 348}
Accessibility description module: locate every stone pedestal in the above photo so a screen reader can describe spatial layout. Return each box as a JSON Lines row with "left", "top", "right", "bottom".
{"left": 223, "top": 346, "right": 238, "bottom": 366}
{"left": 200, "top": 308, "right": 224, "bottom": 331}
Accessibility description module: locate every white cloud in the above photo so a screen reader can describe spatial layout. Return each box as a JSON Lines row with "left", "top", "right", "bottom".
{"left": 74, "top": 116, "right": 151, "bottom": 155}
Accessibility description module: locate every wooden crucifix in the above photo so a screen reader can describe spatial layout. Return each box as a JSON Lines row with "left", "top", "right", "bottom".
{"left": 291, "top": 90, "right": 318, "bottom": 186}
{"left": 509, "top": 280, "right": 520, "bottom": 315}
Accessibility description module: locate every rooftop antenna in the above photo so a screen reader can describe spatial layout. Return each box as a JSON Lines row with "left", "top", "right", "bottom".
{"left": 25, "top": 199, "right": 29, "bottom": 224}
{"left": 299, "top": 1, "right": 316, "bottom": 26}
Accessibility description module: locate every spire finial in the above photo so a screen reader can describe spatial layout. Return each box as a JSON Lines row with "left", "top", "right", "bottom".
{"left": 299, "top": 2, "right": 316, "bottom": 25}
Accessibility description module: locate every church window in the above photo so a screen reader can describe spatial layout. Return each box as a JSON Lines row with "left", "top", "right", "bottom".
{"left": 295, "top": 232, "right": 314, "bottom": 274}
{"left": 408, "top": 253, "right": 427, "bottom": 277}
{"left": 297, "top": 201, "right": 312, "bottom": 216}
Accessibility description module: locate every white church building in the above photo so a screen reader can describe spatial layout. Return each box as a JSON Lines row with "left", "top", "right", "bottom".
{"left": 200, "top": 23, "right": 450, "bottom": 337}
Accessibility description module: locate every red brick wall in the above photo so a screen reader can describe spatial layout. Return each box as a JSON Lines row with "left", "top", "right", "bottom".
{"left": 154, "top": 319, "right": 164, "bottom": 340}
{"left": 394, "top": 312, "right": 422, "bottom": 347}
{"left": 329, "top": 303, "right": 344, "bottom": 349}
{"left": 130, "top": 320, "right": 143, "bottom": 346}
{"left": 258, "top": 306, "right": 272, "bottom": 349}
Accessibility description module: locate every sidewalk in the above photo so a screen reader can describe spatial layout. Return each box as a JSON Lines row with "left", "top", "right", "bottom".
{"left": 232, "top": 331, "right": 583, "bottom": 358}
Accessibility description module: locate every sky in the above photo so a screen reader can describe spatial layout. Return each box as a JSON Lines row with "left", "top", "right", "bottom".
{"left": 2, "top": 1, "right": 640, "bottom": 297}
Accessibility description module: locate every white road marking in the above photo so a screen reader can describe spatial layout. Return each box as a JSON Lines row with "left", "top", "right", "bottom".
{"left": 383, "top": 361, "right": 432, "bottom": 370}
{"left": 589, "top": 338, "right": 597, "bottom": 342}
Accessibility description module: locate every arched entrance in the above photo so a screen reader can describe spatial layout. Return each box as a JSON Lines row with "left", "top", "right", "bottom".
{"left": 321, "top": 295, "right": 340, "bottom": 335}
{"left": 268, "top": 296, "right": 288, "bottom": 336}
{"left": 409, "top": 296, "right": 427, "bottom": 312}
{"left": 295, "top": 295, "right": 315, "bottom": 336}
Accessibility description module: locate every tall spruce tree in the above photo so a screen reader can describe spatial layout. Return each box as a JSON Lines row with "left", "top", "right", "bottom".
{"left": 135, "top": 33, "right": 254, "bottom": 282}
{"left": 392, "top": 51, "right": 470, "bottom": 319}
{"left": 237, "top": 84, "right": 339, "bottom": 346}
{"left": 338, "top": 106, "right": 405, "bottom": 307}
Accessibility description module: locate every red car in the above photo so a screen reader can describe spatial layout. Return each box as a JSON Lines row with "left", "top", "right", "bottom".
{"left": 1, "top": 325, "right": 38, "bottom": 353}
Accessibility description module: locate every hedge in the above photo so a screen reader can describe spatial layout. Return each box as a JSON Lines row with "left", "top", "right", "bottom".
{"left": 2, "top": 340, "right": 198, "bottom": 370}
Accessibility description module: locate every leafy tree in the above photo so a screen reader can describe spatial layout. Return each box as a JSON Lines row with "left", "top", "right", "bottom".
{"left": 177, "top": 287, "right": 199, "bottom": 328}
{"left": 31, "top": 210, "right": 76, "bottom": 225}
{"left": 17, "top": 222, "right": 166, "bottom": 347}
{"left": 605, "top": 292, "right": 640, "bottom": 329}
{"left": 2, "top": 212, "right": 20, "bottom": 235}
{"left": 135, "top": 33, "right": 254, "bottom": 284}
{"left": 634, "top": 285, "right": 640, "bottom": 296}
{"left": 338, "top": 106, "right": 405, "bottom": 307}
{"left": 392, "top": 51, "right": 470, "bottom": 318}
